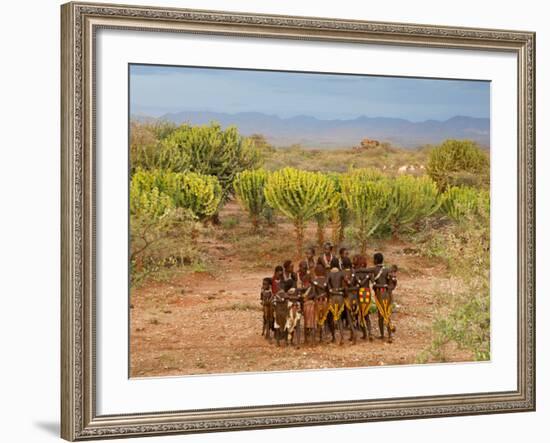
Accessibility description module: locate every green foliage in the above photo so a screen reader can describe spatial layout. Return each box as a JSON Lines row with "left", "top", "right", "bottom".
{"left": 315, "top": 212, "right": 328, "bottom": 249}
{"left": 340, "top": 169, "right": 393, "bottom": 253}
{"left": 130, "top": 121, "right": 177, "bottom": 173}
{"left": 389, "top": 175, "right": 440, "bottom": 233}
{"left": 173, "top": 172, "right": 222, "bottom": 219}
{"left": 433, "top": 291, "right": 490, "bottom": 361}
{"left": 131, "top": 169, "right": 222, "bottom": 220}
{"left": 233, "top": 169, "right": 269, "bottom": 230}
{"left": 130, "top": 207, "right": 205, "bottom": 286}
{"left": 325, "top": 173, "right": 349, "bottom": 247}
{"left": 426, "top": 139, "right": 489, "bottom": 191}
{"left": 440, "top": 186, "right": 489, "bottom": 222}
{"left": 264, "top": 167, "right": 338, "bottom": 255}
{"left": 157, "top": 123, "right": 261, "bottom": 203}
{"left": 419, "top": 218, "right": 490, "bottom": 361}
{"left": 130, "top": 171, "right": 174, "bottom": 220}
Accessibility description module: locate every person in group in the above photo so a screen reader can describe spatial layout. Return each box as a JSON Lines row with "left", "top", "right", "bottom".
{"left": 352, "top": 254, "right": 374, "bottom": 341}
{"left": 285, "top": 282, "right": 302, "bottom": 347}
{"left": 367, "top": 252, "right": 398, "bottom": 343}
{"left": 338, "top": 247, "right": 353, "bottom": 271}
{"left": 271, "top": 265, "right": 284, "bottom": 294}
{"left": 318, "top": 242, "right": 337, "bottom": 271}
{"left": 298, "top": 247, "right": 316, "bottom": 287}
{"left": 282, "top": 260, "right": 298, "bottom": 289}
{"left": 300, "top": 272, "right": 316, "bottom": 344}
{"left": 311, "top": 263, "right": 329, "bottom": 342}
{"left": 326, "top": 265, "right": 347, "bottom": 344}
{"left": 272, "top": 279, "right": 290, "bottom": 346}
{"left": 260, "top": 277, "right": 274, "bottom": 339}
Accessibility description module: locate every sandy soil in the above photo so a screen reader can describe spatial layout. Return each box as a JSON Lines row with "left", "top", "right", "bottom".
{"left": 130, "top": 203, "right": 473, "bottom": 377}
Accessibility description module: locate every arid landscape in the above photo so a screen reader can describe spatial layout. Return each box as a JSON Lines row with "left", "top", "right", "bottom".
{"left": 130, "top": 201, "right": 473, "bottom": 377}
{"left": 129, "top": 67, "right": 490, "bottom": 378}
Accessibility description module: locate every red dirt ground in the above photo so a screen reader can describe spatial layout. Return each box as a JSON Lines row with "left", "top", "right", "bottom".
{"left": 130, "top": 203, "right": 473, "bottom": 377}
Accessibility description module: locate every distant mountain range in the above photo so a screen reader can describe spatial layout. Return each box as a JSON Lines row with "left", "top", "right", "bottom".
{"left": 132, "top": 111, "right": 490, "bottom": 149}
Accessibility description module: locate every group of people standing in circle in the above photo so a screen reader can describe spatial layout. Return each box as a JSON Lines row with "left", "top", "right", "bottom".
{"left": 260, "top": 242, "right": 398, "bottom": 347}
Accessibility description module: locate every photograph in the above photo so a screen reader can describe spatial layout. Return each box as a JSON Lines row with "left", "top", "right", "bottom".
{"left": 128, "top": 64, "right": 491, "bottom": 378}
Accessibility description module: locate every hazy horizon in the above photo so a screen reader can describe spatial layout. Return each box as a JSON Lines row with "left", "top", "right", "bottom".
{"left": 129, "top": 64, "right": 490, "bottom": 122}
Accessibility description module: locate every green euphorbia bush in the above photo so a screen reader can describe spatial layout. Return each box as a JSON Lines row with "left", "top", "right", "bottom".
{"left": 426, "top": 139, "right": 489, "bottom": 191}
{"left": 131, "top": 169, "right": 222, "bottom": 220}
{"left": 233, "top": 168, "right": 270, "bottom": 230}
{"left": 157, "top": 123, "right": 261, "bottom": 203}
{"left": 340, "top": 169, "right": 393, "bottom": 253}
{"left": 264, "top": 167, "right": 338, "bottom": 256}
{"left": 440, "top": 186, "right": 490, "bottom": 222}
{"left": 389, "top": 175, "right": 441, "bottom": 233}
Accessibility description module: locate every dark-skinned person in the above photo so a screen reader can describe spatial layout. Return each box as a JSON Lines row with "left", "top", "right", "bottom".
{"left": 366, "top": 252, "right": 398, "bottom": 343}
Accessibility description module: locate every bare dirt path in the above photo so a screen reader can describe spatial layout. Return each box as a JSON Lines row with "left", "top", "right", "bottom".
{"left": 130, "top": 206, "right": 472, "bottom": 377}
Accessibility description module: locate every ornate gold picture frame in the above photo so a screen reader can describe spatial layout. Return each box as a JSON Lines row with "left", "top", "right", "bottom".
{"left": 61, "top": 1, "right": 535, "bottom": 440}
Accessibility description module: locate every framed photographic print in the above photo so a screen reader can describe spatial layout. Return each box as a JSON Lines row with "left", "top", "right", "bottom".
{"left": 61, "top": 1, "right": 536, "bottom": 440}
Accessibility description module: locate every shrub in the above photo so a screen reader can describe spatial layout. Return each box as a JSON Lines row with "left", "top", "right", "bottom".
{"left": 130, "top": 121, "right": 177, "bottom": 173}
{"left": 157, "top": 123, "right": 261, "bottom": 204}
{"left": 440, "top": 186, "right": 489, "bottom": 222}
{"left": 315, "top": 212, "right": 329, "bottom": 249}
{"left": 233, "top": 169, "right": 270, "bottom": 230}
{"left": 131, "top": 169, "right": 222, "bottom": 220}
{"left": 325, "top": 173, "right": 349, "bottom": 247}
{"left": 389, "top": 175, "right": 440, "bottom": 234}
{"left": 426, "top": 139, "right": 489, "bottom": 191}
{"left": 130, "top": 207, "right": 204, "bottom": 286}
{"left": 419, "top": 219, "right": 490, "bottom": 361}
{"left": 264, "top": 167, "right": 338, "bottom": 256}
{"left": 340, "top": 169, "right": 394, "bottom": 253}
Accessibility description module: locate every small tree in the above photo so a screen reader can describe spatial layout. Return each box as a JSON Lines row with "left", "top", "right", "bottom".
{"left": 158, "top": 123, "right": 261, "bottom": 204}
{"left": 427, "top": 139, "right": 489, "bottom": 191}
{"left": 315, "top": 212, "right": 328, "bottom": 249}
{"left": 340, "top": 169, "right": 393, "bottom": 253}
{"left": 326, "top": 173, "right": 349, "bottom": 247}
{"left": 233, "top": 169, "right": 269, "bottom": 230}
{"left": 130, "top": 121, "right": 177, "bottom": 173}
{"left": 440, "top": 186, "right": 488, "bottom": 222}
{"left": 130, "top": 178, "right": 174, "bottom": 220}
{"left": 264, "top": 168, "right": 338, "bottom": 256}
{"left": 389, "top": 175, "right": 440, "bottom": 234}
{"left": 172, "top": 172, "right": 222, "bottom": 219}
{"left": 131, "top": 169, "right": 222, "bottom": 220}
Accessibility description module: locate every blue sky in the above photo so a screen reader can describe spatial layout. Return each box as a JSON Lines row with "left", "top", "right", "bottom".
{"left": 129, "top": 64, "right": 490, "bottom": 122}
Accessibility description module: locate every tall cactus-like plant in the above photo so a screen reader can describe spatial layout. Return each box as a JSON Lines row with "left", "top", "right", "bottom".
{"left": 233, "top": 168, "right": 269, "bottom": 230}
{"left": 173, "top": 172, "right": 222, "bottom": 219}
{"left": 130, "top": 169, "right": 222, "bottom": 220}
{"left": 326, "top": 173, "right": 348, "bottom": 248}
{"left": 389, "top": 175, "right": 440, "bottom": 233}
{"left": 130, "top": 181, "right": 174, "bottom": 219}
{"left": 315, "top": 212, "right": 328, "bottom": 249}
{"left": 158, "top": 123, "right": 261, "bottom": 204}
{"left": 340, "top": 169, "right": 393, "bottom": 253}
{"left": 440, "top": 186, "right": 485, "bottom": 222}
{"left": 264, "top": 167, "right": 338, "bottom": 256}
